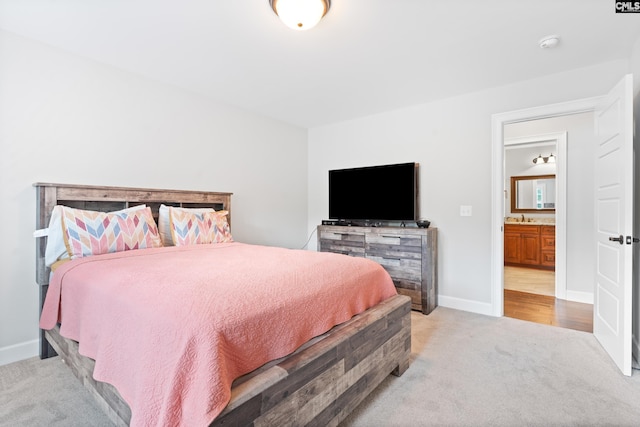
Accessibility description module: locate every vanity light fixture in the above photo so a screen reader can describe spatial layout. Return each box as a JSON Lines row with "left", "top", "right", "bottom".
{"left": 269, "top": 0, "right": 331, "bottom": 31}
{"left": 532, "top": 153, "right": 556, "bottom": 165}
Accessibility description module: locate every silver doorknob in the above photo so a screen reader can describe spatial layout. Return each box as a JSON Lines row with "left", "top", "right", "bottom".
{"left": 609, "top": 235, "right": 624, "bottom": 244}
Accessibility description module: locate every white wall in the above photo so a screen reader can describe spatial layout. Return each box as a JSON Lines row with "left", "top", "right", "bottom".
{"left": 308, "top": 60, "right": 630, "bottom": 315}
{"left": 504, "top": 113, "right": 595, "bottom": 299}
{"left": 0, "top": 31, "right": 308, "bottom": 365}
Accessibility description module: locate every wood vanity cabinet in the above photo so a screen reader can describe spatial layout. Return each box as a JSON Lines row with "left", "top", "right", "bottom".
{"left": 317, "top": 225, "right": 437, "bottom": 314}
{"left": 504, "top": 223, "right": 555, "bottom": 270}
{"left": 540, "top": 226, "right": 556, "bottom": 268}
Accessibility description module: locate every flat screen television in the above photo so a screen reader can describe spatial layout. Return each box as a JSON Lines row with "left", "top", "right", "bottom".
{"left": 329, "top": 162, "right": 418, "bottom": 222}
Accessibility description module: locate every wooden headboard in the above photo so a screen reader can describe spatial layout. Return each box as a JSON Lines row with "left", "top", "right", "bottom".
{"left": 34, "top": 182, "right": 232, "bottom": 357}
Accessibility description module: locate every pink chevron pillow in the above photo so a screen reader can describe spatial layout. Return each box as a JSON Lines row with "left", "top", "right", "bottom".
{"left": 61, "top": 205, "right": 162, "bottom": 259}
{"left": 157, "top": 204, "right": 216, "bottom": 246}
{"left": 169, "top": 208, "right": 233, "bottom": 246}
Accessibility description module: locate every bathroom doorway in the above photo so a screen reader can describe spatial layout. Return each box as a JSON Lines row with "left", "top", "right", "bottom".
{"left": 503, "top": 133, "right": 563, "bottom": 296}
{"left": 501, "top": 115, "right": 594, "bottom": 332}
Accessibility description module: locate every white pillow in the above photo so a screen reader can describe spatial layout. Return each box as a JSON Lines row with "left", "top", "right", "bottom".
{"left": 158, "top": 204, "right": 216, "bottom": 246}
{"left": 44, "top": 204, "right": 147, "bottom": 267}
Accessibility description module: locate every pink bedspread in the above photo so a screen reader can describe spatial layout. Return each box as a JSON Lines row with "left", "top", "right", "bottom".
{"left": 40, "top": 242, "right": 396, "bottom": 426}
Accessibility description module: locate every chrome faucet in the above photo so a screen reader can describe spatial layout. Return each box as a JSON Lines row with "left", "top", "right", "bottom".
{"left": 521, "top": 214, "right": 525, "bottom": 222}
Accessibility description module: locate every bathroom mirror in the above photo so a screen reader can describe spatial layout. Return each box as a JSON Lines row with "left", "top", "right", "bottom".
{"left": 510, "top": 174, "right": 556, "bottom": 213}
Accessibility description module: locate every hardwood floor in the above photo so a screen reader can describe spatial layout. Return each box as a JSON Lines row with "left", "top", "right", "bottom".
{"left": 504, "top": 289, "right": 593, "bottom": 333}
{"left": 504, "top": 266, "right": 593, "bottom": 333}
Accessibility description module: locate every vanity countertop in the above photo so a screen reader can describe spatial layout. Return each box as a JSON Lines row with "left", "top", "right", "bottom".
{"left": 504, "top": 217, "right": 555, "bottom": 226}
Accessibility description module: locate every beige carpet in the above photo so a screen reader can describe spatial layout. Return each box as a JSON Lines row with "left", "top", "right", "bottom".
{"left": 0, "top": 354, "right": 113, "bottom": 426}
{"left": 342, "top": 308, "right": 640, "bottom": 426}
{"left": 1, "top": 307, "right": 639, "bottom": 426}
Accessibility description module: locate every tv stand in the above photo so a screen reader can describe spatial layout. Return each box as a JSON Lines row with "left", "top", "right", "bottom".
{"left": 317, "top": 224, "right": 438, "bottom": 314}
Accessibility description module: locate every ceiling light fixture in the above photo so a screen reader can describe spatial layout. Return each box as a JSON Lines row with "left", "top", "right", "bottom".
{"left": 533, "top": 153, "right": 556, "bottom": 165}
{"left": 539, "top": 35, "right": 560, "bottom": 49}
{"left": 270, "top": 0, "right": 331, "bottom": 31}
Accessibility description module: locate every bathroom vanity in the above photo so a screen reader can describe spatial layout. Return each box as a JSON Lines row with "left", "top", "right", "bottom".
{"left": 504, "top": 222, "right": 555, "bottom": 270}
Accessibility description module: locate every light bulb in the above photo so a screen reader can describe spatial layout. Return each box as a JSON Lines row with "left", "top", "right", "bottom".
{"left": 271, "top": 0, "right": 329, "bottom": 31}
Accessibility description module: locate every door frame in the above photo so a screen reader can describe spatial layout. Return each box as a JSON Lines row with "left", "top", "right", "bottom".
{"left": 504, "top": 132, "right": 567, "bottom": 300}
{"left": 491, "top": 96, "right": 603, "bottom": 317}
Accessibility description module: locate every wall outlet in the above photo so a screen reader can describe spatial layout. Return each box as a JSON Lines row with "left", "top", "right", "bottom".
{"left": 460, "top": 205, "right": 472, "bottom": 216}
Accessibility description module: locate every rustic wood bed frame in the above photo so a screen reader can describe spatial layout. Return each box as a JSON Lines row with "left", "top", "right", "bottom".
{"left": 34, "top": 182, "right": 412, "bottom": 426}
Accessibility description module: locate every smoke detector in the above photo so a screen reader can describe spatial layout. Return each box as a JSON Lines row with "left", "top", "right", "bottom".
{"left": 539, "top": 35, "right": 560, "bottom": 49}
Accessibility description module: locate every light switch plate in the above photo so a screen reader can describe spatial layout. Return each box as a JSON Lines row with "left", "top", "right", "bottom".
{"left": 460, "top": 205, "right": 472, "bottom": 216}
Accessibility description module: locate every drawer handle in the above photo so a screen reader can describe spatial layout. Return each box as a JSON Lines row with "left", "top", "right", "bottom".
{"left": 381, "top": 235, "right": 401, "bottom": 239}
{"left": 382, "top": 257, "right": 401, "bottom": 261}
{"left": 330, "top": 233, "right": 355, "bottom": 238}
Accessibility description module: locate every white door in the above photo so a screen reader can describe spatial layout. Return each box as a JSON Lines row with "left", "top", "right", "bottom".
{"left": 593, "top": 74, "right": 634, "bottom": 376}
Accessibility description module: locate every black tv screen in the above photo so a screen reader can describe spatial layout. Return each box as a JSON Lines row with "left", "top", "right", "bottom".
{"left": 329, "top": 162, "right": 418, "bottom": 222}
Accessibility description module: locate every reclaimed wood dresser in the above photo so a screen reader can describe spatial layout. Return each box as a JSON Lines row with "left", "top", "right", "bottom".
{"left": 317, "top": 225, "right": 438, "bottom": 314}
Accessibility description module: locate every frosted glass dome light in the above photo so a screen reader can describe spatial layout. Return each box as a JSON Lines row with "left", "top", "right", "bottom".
{"left": 270, "top": 0, "right": 331, "bottom": 31}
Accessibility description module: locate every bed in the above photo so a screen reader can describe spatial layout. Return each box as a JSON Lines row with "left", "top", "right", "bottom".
{"left": 34, "top": 182, "right": 412, "bottom": 426}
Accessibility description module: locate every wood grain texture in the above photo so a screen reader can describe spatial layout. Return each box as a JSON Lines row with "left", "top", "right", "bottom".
{"left": 214, "top": 294, "right": 411, "bottom": 427}
{"left": 504, "top": 223, "right": 555, "bottom": 270}
{"left": 318, "top": 225, "right": 438, "bottom": 314}
{"left": 317, "top": 229, "right": 365, "bottom": 257}
{"left": 504, "top": 289, "right": 592, "bottom": 333}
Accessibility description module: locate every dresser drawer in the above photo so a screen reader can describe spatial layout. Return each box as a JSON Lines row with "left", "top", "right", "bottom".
{"left": 365, "top": 233, "right": 422, "bottom": 246}
{"left": 365, "top": 233, "right": 422, "bottom": 260}
{"left": 366, "top": 255, "right": 422, "bottom": 282}
{"left": 318, "top": 230, "right": 365, "bottom": 257}
{"left": 394, "top": 280, "right": 422, "bottom": 311}
{"left": 319, "top": 229, "right": 365, "bottom": 243}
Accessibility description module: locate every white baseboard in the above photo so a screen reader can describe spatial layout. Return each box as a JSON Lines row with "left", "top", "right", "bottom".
{"left": 565, "top": 290, "right": 594, "bottom": 304}
{"left": 0, "top": 339, "right": 39, "bottom": 367}
{"left": 437, "top": 295, "right": 494, "bottom": 317}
